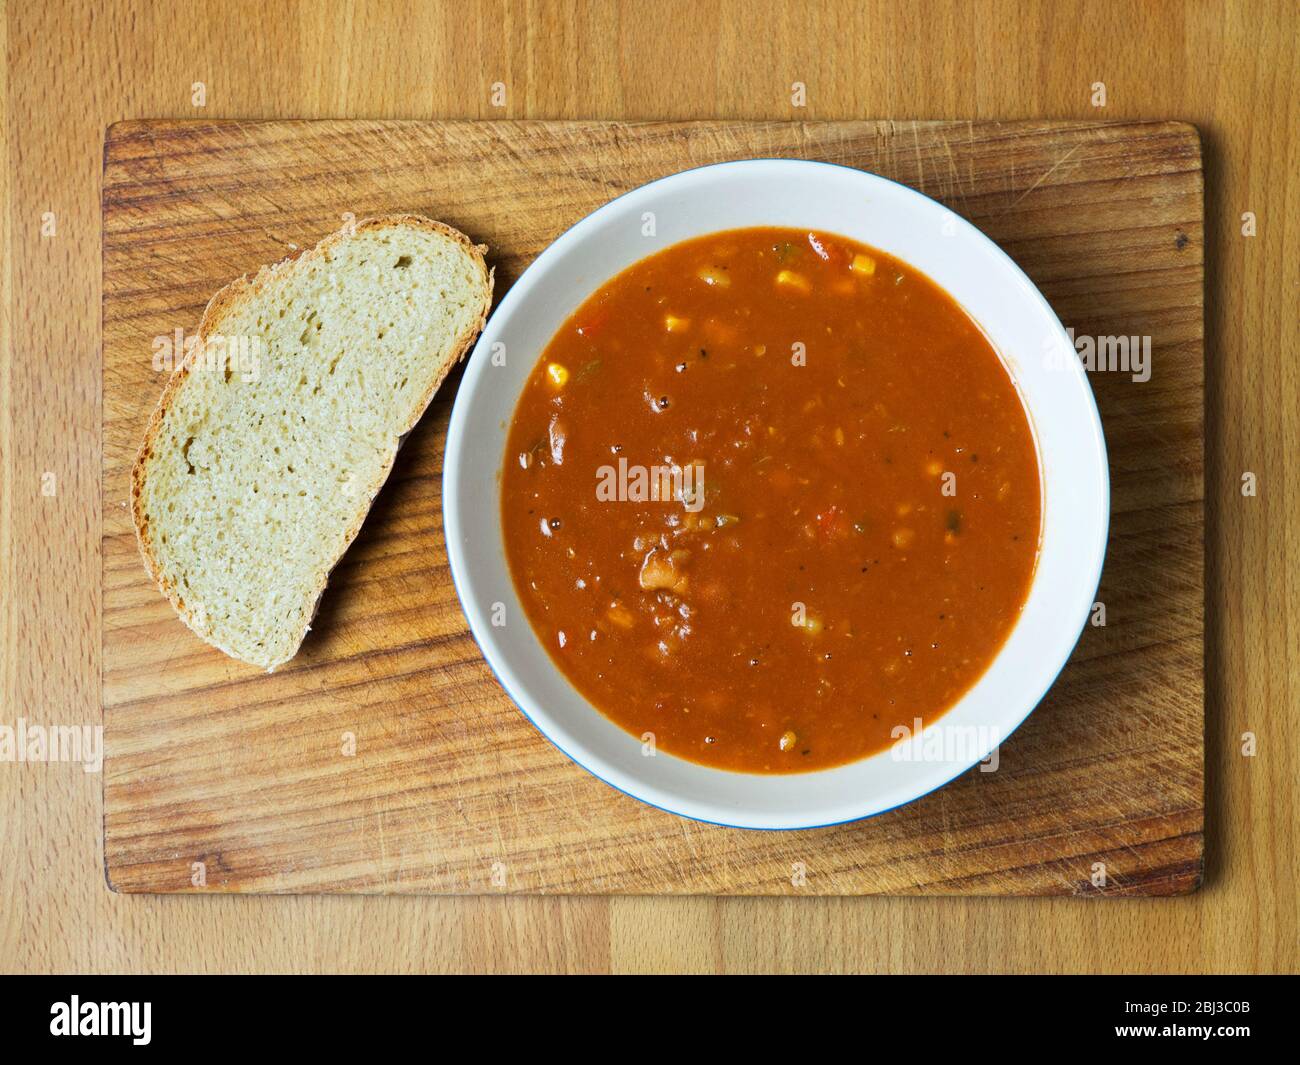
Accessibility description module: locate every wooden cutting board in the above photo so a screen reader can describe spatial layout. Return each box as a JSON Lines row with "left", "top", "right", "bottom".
{"left": 102, "top": 120, "right": 1204, "bottom": 895}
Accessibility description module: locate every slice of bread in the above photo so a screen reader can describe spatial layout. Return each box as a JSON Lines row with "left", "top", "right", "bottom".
{"left": 131, "top": 215, "right": 493, "bottom": 670}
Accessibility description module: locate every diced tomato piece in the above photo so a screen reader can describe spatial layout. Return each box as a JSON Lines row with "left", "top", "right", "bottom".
{"left": 807, "top": 232, "right": 847, "bottom": 266}
{"left": 814, "top": 504, "right": 850, "bottom": 540}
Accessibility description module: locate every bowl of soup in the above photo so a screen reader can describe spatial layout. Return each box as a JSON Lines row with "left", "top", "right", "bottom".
{"left": 444, "top": 159, "right": 1108, "bottom": 829}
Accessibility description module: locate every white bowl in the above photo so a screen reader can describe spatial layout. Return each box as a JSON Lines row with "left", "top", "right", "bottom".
{"left": 443, "top": 159, "right": 1108, "bottom": 830}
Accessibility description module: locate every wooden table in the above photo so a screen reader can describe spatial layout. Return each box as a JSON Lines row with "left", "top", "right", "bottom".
{"left": 2, "top": 0, "right": 1296, "bottom": 973}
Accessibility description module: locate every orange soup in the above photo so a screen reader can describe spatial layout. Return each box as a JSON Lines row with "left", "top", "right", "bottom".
{"left": 501, "top": 228, "right": 1041, "bottom": 773}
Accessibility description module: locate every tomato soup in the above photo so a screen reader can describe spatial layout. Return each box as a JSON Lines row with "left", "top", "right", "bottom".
{"left": 501, "top": 227, "right": 1041, "bottom": 773}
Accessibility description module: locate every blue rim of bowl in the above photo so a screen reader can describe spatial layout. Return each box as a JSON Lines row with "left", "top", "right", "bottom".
{"left": 442, "top": 157, "right": 1111, "bottom": 831}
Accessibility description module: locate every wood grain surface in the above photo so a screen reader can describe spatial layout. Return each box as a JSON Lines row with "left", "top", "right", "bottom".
{"left": 101, "top": 118, "right": 1204, "bottom": 896}
{"left": 4, "top": 0, "right": 1298, "bottom": 971}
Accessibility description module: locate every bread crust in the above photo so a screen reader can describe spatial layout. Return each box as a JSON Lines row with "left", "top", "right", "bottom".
{"left": 130, "top": 214, "right": 494, "bottom": 670}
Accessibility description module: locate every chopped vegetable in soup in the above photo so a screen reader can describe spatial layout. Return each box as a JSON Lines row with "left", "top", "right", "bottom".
{"left": 501, "top": 227, "right": 1041, "bottom": 773}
